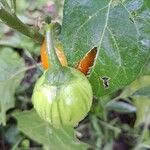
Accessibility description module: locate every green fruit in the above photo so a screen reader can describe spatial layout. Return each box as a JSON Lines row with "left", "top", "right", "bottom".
{"left": 32, "top": 67, "right": 93, "bottom": 128}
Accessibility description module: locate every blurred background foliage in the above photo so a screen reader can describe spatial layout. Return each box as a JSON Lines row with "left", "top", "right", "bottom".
{"left": 0, "top": 0, "right": 149, "bottom": 150}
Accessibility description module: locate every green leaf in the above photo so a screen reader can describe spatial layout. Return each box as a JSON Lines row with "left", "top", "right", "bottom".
{"left": 142, "top": 141, "right": 150, "bottom": 149}
{"left": 133, "top": 97, "right": 150, "bottom": 126}
{"left": 120, "top": 75, "right": 150, "bottom": 126}
{"left": 106, "top": 100, "right": 136, "bottom": 113}
{"left": 13, "top": 110, "right": 88, "bottom": 150}
{"left": 61, "top": 0, "right": 150, "bottom": 97}
{"left": 5, "top": 126, "right": 23, "bottom": 145}
{"left": 103, "top": 141, "right": 113, "bottom": 150}
{"left": 127, "top": 80, "right": 150, "bottom": 127}
{"left": 133, "top": 85, "right": 150, "bottom": 97}
{"left": 0, "top": 47, "right": 25, "bottom": 125}
{"left": 121, "top": 75, "right": 150, "bottom": 98}
{"left": 142, "top": 57, "right": 150, "bottom": 75}
{"left": 0, "top": 32, "right": 40, "bottom": 55}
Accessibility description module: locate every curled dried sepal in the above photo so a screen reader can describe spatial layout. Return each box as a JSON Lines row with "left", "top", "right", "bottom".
{"left": 40, "top": 39, "right": 68, "bottom": 70}
{"left": 76, "top": 47, "right": 97, "bottom": 75}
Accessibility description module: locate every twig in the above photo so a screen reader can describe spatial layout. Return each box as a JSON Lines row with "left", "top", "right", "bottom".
{"left": 0, "top": 63, "right": 42, "bottom": 83}
{"left": 98, "top": 119, "right": 121, "bottom": 135}
{"left": 0, "top": 0, "right": 11, "bottom": 12}
{"left": 0, "top": 5, "right": 44, "bottom": 43}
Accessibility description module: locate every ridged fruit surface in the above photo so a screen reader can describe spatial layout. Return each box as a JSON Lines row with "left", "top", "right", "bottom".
{"left": 32, "top": 67, "right": 93, "bottom": 128}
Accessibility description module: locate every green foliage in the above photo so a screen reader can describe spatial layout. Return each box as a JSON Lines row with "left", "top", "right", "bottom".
{"left": 132, "top": 84, "right": 150, "bottom": 126}
{"left": 0, "top": 32, "right": 40, "bottom": 54}
{"left": 106, "top": 100, "right": 136, "bottom": 113}
{"left": 133, "top": 85, "right": 150, "bottom": 97}
{"left": 0, "top": 47, "right": 25, "bottom": 125}
{"left": 61, "top": 0, "right": 150, "bottom": 97}
{"left": 0, "top": 0, "right": 149, "bottom": 149}
{"left": 13, "top": 110, "right": 88, "bottom": 150}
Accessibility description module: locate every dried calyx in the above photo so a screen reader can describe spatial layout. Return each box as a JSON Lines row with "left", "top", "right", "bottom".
{"left": 32, "top": 23, "right": 93, "bottom": 128}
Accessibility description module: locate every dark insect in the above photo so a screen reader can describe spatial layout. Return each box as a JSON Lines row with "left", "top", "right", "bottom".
{"left": 100, "top": 76, "right": 110, "bottom": 89}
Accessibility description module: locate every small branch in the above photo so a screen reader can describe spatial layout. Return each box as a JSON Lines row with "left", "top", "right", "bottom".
{"left": 0, "top": 0, "right": 11, "bottom": 12}
{"left": 5, "top": 63, "right": 42, "bottom": 82}
{"left": 0, "top": 5, "right": 44, "bottom": 43}
{"left": 98, "top": 119, "right": 121, "bottom": 134}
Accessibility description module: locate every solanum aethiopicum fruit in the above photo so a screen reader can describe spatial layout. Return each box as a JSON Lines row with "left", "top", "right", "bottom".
{"left": 40, "top": 39, "right": 68, "bottom": 70}
{"left": 32, "top": 23, "right": 93, "bottom": 128}
{"left": 32, "top": 67, "right": 93, "bottom": 128}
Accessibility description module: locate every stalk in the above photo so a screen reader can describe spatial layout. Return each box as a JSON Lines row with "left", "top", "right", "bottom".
{"left": 0, "top": 0, "right": 11, "bottom": 12}
{"left": 0, "top": 5, "right": 43, "bottom": 43}
{"left": 46, "top": 24, "right": 62, "bottom": 70}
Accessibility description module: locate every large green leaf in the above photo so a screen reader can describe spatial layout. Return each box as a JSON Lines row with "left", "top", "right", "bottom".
{"left": 61, "top": 0, "right": 150, "bottom": 97}
{"left": 0, "top": 47, "right": 24, "bottom": 125}
{"left": 13, "top": 110, "right": 88, "bottom": 150}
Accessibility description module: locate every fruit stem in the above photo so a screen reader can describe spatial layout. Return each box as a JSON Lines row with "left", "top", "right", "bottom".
{"left": 46, "top": 23, "right": 62, "bottom": 70}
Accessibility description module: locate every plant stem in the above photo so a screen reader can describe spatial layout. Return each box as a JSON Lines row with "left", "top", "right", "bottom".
{"left": 0, "top": 5, "right": 44, "bottom": 43}
{"left": 99, "top": 119, "right": 121, "bottom": 135}
{"left": 46, "top": 24, "right": 62, "bottom": 69}
{"left": 0, "top": 0, "right": 11, "bottom": 12}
